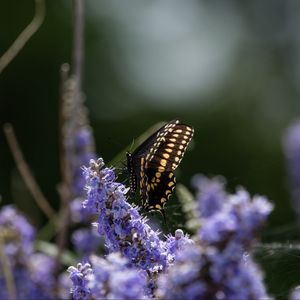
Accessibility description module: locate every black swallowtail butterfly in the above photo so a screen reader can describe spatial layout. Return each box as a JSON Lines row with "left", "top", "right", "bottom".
{"left": 126, "top": 119, "right": 194, "bottom": 217}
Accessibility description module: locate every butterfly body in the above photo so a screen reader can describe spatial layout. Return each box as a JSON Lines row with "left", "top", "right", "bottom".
{"left": 127, "top": 120, "right": 194, "bottom": 214}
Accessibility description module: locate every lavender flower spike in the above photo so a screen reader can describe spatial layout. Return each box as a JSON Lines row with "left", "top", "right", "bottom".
{"left": 283, "top": 120, "right": 300, "bottom": 222}
{"left": 82, "top": 158, "right": 169, "bottom": 272}
{"left": 157, "top": 176, "right": 273, "bottom": 300}
{"left": 0, "top": 205, "right": 59, "bottom": 300}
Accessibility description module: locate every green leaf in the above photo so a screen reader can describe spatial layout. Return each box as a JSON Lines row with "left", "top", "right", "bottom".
{"left": 35, "top": 240, "right": 77, "bottom": 265}
{"left": 36, "top": 215, "right": 58, "bottom": 241}
{"left": 176, "top": 183, "right": 199, "bottom": 232}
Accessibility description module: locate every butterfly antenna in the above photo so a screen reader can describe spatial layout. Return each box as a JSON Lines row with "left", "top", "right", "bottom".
{"left": 161, "top": 209, "right": 169, "bottom": 232}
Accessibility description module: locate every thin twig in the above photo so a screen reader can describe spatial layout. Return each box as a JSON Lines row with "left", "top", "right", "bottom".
{"left": 72, "top": 0, "right": 85, "bottom": 95}
{"left": 58, "top": 63, "right": 71, "bottom": 178}
{"left": 0, "top": 0, "right": 45, "bottom": 75}
{"left": 55, "top": 64, "right": 72, "bottom": 274}
{"left": 0, "top": 238, "right": 17, "bottom": 300}
{"left": 3, "top": 123, "right": 55, "bottom": 219}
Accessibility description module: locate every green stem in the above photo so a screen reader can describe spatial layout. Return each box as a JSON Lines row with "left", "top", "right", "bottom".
{"left": 0, "top": 238, "right": 17, "bottom": 300}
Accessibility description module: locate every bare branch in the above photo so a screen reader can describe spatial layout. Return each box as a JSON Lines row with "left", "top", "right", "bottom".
{"left": 55, "top": 0, "right": 85, "bottom": 274}
{"left": 3, "top": 123, "right": 55, "bottom": 219}
{"left": 0, "top": 0, "right": 45, "bottom": 75}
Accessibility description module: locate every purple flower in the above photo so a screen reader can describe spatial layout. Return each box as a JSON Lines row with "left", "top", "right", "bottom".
{"left": 158, "top": 239, "right": 272, "bottom": 300}
{"left": 199, "top": 209, "right": 237, "bottom": 243}
{"left": 70, "top": 198, "right": 95, "bottom": 223}
{"left": 283, "top": 120, "right": 300, "bottom": 222}
{"left": 58, "top": 272, "right": 73, "bottom": 300}
{"left": 157, "top": 177, "right": 273, "bottom": 300}
{"left": 192, "top": 175, "right": 226, "bottom": 218}
{"left": 68, "top": 253, "right": 147, "bottom": 300}
{"left": 68, "top": 262, "right": 92, "bottom": 300}
{"left": 0, "top": 206, "right": 59, "bottom": 300}
{"left": 81, "top": 158, "right": 170, "bottom": 272}
{"left": 27, "top": 253, "right": 56, "bottom": 299}
{"left": 156, "top": 244, "right": 206, "bottom": 300}
{"left": 0, "top": 205, "right": 35, "bottom": 261}
{"left": 72, "top": 226, "right": 103, "bottom": 257}
{"left": 195, "top": 177, "right": 273, "bottom": 247}
{"left": 290, "top": 286, "right": 300, "bottom": 300}
{"left": 165, "top": 229, "right": 194, "bottom": 257}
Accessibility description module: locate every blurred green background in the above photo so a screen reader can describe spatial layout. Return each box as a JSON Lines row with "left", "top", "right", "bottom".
{"left": 1, "top": 1, "right": 300, "bottom": 297}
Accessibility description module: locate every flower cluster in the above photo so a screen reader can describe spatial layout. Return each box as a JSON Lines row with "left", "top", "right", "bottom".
{"left": 67, "top": 157, "right": 274, "bottom": 300}
{"left": 81, "top": 158, "right": 172, "bottom": 272}
{"left": 68, "top": 252, "right": 148, "bottom": 300}
{"left": 156, "top": 176, "right": 274, "bottom": 300}
{"left": 0, "top": 205, "right": 61, "bottom": 300}
{"left": 0, "top": 205, "right": 35, "bottom": 260}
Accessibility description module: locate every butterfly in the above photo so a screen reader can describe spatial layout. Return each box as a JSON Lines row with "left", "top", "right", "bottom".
{"left": 126, "top": 120, "right": 194, "bottom": 218}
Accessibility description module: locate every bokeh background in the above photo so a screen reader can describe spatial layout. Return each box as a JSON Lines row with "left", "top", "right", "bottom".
{"left": 1, "top": 1, "right": 300, "bottom": 298}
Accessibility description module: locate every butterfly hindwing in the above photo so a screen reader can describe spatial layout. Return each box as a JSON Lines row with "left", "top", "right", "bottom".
{"left": 142, "top": 168, "right": 176, "bottom": 212}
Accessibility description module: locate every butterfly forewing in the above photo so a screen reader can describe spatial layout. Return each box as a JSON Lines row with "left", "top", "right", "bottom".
{"left": 145, "top": 123, "right": 194, "bottom": 172}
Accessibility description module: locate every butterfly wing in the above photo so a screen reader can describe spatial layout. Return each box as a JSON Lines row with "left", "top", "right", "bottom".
{"left": 142, "top": 169, "right": 176, "bottom": 211}
{"left": 144, "top": 122, "right": 194, "bottom": 171}
{"left": 127, "top": 120, "right": 179, "bottom": 194}
{"left": 141, "top": 121, "right": 194, "bottom": 211}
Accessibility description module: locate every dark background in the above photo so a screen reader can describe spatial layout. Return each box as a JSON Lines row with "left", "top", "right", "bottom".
{"left": 1, "top": 1, "right": 300, "bottom": 298}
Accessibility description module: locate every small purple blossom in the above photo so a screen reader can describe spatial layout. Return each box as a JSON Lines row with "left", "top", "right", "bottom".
{"left": 156, "top": 244, "right": 206, "bottom": 300}
{"left": 72, "top": 226, "right": 103, "bottom": 257}
{"left": 58, "top": 272, "right": 73, "bottom": 300}
{"left": 68, "top": 262, "right": 92, "bottom": 300}
{"left": 192, "top": 175, "right": 226, "bottom": 218}
{"left": 165, "top": 229, "right": 194, "bottom": 256}
{"left": 72, "top": 127, "right": 96, "bottom": 196}
{"left": 27, "top": 253, "right": 56, "bottom": 299}
{"left": 70, "top": 198, "right": 95, "bottom": 223}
